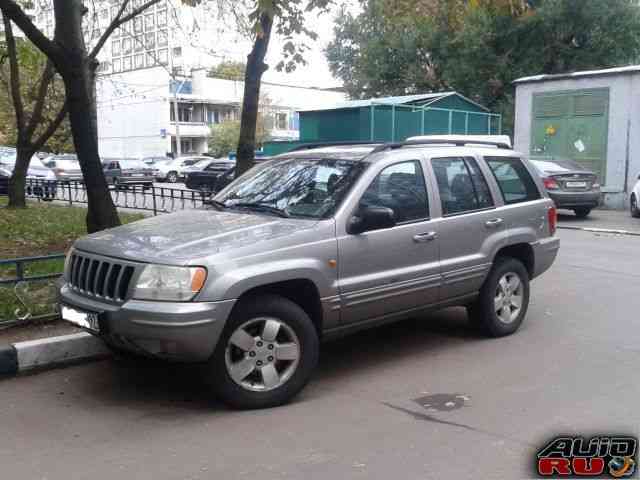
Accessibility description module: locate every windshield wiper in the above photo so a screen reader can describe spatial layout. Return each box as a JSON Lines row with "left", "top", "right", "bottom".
{"left": 203, "top": 199, "right": 227, "bottom": 211}
{"left": 230, "top": 202, "right": 290, "bottom": 218}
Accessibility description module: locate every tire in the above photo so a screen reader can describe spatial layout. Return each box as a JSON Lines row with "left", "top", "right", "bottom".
{"left": 573, "top": 207, "right": 591, "bottom": 218}
{"left": 631, "top": 194, "right": 640, "bottom": 218}
{"left": 207, "top": 294, "right": 319, "bottom": 409}
{"left": 167, "top": 171, "right": 178, "bottom": 183}
{"left": 467, "top": 257, "right": 530, "bottom": 338}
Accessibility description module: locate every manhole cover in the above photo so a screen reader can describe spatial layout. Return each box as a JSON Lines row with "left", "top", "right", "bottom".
{"left": 413, "top": 393, "right": 470, "bottom": 412}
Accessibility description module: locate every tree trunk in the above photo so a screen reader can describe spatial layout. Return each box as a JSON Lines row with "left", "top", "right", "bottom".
{"left": 53, "top": 0, "right": 120, "bottom": 233}
{"left": 236, "top": 12, "right": 274, "bottom": 178}
{"left": 7, "top": 145, "right": 33, "bottom": 208}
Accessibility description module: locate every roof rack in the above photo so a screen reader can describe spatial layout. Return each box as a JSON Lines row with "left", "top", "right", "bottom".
{"left": 288, "top": 141, "right": 384, "bottom": 153}
{"left": 369, "top": 138, "right": 511, "bottom": 154}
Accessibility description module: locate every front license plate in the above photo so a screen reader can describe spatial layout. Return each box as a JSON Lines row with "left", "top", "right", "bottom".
{"left": 61, "top": 305, "right": 100, "bottom": 332}
{"left": 566, "top": 181, "right": 587, "bottom": 188}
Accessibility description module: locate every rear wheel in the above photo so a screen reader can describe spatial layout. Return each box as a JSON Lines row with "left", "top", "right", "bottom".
{"left": 467, "top": 257, "right": 530, "bottom": 337}
{"left": 631, "top": 194, "right": 640, "bottom": 218}
{"left": 207, "top": 294, "right": 319, "bottom": 409}
{"left": 573, "top": 207, "right": 591, "bottom": 218}
{"left": 167, "top": 171, "right": 178, "bottom": 183}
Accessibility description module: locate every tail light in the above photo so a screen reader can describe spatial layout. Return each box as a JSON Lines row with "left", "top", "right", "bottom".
{"left": 543, "top": 177, "right": 560, "bottom": 190}
{"left": 548, "top": 206, "right": 557, "bottom": 236}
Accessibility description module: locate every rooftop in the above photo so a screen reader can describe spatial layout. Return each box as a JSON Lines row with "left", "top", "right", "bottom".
{"left": 514, "top": 65, "right": 640, "bottom": 84}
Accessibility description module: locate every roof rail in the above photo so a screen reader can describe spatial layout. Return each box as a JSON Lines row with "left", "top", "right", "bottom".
{"left": 288, "top": 141, "right": 384, "bottom": 153}
{"left": 369, "top": 138, "right": 511, "bottom": 155}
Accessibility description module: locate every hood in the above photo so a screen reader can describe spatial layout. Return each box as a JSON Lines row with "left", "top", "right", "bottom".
{"left": 73, "top": 209, "right": 320, "bottom": 264}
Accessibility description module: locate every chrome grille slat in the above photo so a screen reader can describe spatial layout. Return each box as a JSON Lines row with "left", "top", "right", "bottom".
{"left": 66, "top": 253, "right": 137, "bottom": 304}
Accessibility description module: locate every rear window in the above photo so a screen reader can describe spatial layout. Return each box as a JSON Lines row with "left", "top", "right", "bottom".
{"left": 485, "top": 157, "right": 541, "bottom": 205}
{"left": 529, "top": 158, "right": 587, "bottom": 174}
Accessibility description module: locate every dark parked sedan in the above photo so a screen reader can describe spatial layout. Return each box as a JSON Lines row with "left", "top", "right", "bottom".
{"left": 103, "top": 159, "right": 155, "bottom": 189}
{"left": 529, "top": 157, "right": 600, "bottom": 218}
{"left": 185, "top": 159, "right": 236, "bottom": 192}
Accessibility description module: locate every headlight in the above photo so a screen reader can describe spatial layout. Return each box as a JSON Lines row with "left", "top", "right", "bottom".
{"left": 64, "top": 247, "right": 74, "bottom": 280}
{"left": 132, "top": 265, "right": 207, "bottom": 301}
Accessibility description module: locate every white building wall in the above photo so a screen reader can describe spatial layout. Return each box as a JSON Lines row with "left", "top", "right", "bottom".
{"left": 514, "top": 72, "right": 640, "bottom": 209}
{"left": 97, "top": 67, "right": 171, "bottom": 158}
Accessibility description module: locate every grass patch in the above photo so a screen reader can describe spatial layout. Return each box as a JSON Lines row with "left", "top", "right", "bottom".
{"left": 0, "top": 198, "right": 145, "bottom": 323}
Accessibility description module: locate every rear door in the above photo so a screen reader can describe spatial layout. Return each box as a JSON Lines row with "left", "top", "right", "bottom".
{"left": 426, "top": 154, "right": 508, "bottom": 299}
{"left": 337, "top": 153, "right": 441, "bottom": 324}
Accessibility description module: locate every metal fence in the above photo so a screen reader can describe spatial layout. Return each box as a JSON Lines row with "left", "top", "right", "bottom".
{"left": 23, "top": 179, "right": 211, "bottom": 215}
{"left": 0, "top": 254, "right": 65, "bottom": 328}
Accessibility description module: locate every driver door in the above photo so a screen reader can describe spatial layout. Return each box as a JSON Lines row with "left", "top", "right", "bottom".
{"left": 337, "top": 158, "right": 441, "bottom": 325}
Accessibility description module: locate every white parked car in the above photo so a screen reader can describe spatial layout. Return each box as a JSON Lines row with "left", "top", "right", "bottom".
{"left": 155, "top": 156, "right": 210, "bottom": 183}
{"left": 631, "top": 173, "right": 640, "bottom": 218}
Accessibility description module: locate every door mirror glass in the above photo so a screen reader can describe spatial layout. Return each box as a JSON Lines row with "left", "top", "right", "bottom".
{"left": 348, "top": 206, "right": 396, "bottom": 234}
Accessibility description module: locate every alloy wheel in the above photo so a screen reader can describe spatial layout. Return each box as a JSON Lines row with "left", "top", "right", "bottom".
{"left": 494, "top": 272, "right": 524, "bottom": 324}
{"left": 225, "top": 317, "right": 301, "bottom": 392}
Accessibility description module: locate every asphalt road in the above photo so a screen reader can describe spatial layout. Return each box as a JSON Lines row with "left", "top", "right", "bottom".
{"left": 1, "top": 228, "right": 639, "bottom": 480}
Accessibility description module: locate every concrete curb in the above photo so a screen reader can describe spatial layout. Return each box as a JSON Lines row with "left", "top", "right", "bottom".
{"left": 558, "top": 225, "right": 640, "bottom": 237}
{"left": 0, "top": 332, "right": 110, "bottom": 377}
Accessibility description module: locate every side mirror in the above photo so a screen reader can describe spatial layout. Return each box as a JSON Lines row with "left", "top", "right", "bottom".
{"left": 348, "top": 206, "right": 396, "bottom": 235}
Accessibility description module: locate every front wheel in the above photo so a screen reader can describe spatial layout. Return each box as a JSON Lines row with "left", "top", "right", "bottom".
{"left": 573, "top": 207, "right": 591, "bottom": 218}
{"left": 166, "top": 171, "right": 178, "bottom": 183}
{"left": 631, "top": 194, "right": 640, "bottom": 218}
{"left": 467, "top": 257, "right": 530, "bottom": 337}
{"left": 207, "top": 294, "right": 319, "bottom": 409}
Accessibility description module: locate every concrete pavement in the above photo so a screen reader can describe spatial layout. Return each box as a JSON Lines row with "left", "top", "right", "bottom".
{"left": 0, "top": 228, "right": 638, "bottom": 479}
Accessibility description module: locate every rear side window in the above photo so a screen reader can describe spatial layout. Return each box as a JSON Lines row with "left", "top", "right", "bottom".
{"left": 432, "top": 157, "right": 494, "bottom": 216}
{"left": 485, "top": 157, "right": 541, "bottom": 204}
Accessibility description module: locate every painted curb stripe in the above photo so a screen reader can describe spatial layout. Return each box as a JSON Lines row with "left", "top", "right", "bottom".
{"left": 0, "top": 344, "right": 18, "bottom": 376}
{"left": 558, "top": 225, "right": 640, "bottom": 237}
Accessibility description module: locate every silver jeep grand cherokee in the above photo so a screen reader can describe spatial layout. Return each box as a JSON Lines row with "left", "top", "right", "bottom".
{"left": 59, "top": 138, "right": 560, "bottom": 409}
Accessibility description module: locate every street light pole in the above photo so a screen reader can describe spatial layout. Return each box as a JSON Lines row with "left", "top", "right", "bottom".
{"left": 172, "top": 84, "right": 182, "bottom": 158}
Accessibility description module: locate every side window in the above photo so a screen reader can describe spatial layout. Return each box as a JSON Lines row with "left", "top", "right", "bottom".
{"left": 432, "top": 157, "right": 494, "bottom": 216}
{"left": 359, "top": 160, "right": 429, "bottom": 223}
{"left": 485, "top": 156, "right": 541, "bottom": 204}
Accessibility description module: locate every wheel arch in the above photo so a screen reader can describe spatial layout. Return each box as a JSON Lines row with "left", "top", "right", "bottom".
{"left": 493, "top": 243, "right": 535, "bottom": 279}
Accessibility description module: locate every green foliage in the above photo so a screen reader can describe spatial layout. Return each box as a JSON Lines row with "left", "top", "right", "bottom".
{"left": 0, "top": 38, "right": 73, "bottom": 153}
{"left": 327, "top": 0, "right": 640, "bottom": 134}
{"left": 208, "top": 117, "right": 270, "bottom": 157}
{"left": 208, "top": 60, "right": 247, "bottom": 80}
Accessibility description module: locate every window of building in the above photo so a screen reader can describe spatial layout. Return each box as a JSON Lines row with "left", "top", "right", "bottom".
{"left": 133, "top": 16, "right": 143, "bottom": 33}
{"left": 122, "top": 37, "right": 132, "bottom": 54}
{"left": 133, "top": 34, "right": 144, "bottom": 52}
{"left": 157, "top": 29, "right": 168, "bottom": 47}
{"left": 485, "top": 157, "right": 541, "bottom": 205}
{"left": 144, "top": 13, "right": 155, "bottom": 31}
{"left": 359, "top": 161, "right": 429, "bottom": 224}
{"left": 146, "top": 52, "right": 155, "bottom": 67}
{"left": 134, "top": 54, "right": 145, "bottom": 69}
{"left": 145, "top": 32, "right": 155, "bottom": 50}
{"left": 111, "top": 6, "right": 119, "bottom": 20}
{"left": 275, "top": 112, "right": 288, "bottom": 130}
{"left": 172, "top": 46, "right": 182, "bottom": 57}
{"left": 92, "top": 28, "right": 101, "bottom": 40}
{"left": 111, "top": 39, "right": 121, "bottom": 56}
{"left": 157, "top": 9, "right": 167, "bottom": 27}
{"left": 158, "top": 49, "right": 168, "bottom": 65}
{"left": 112, "top": 58, "right": 121, "bottom": 73}
{"left": 122, "top": 56, "right": 132, "bottom": 71}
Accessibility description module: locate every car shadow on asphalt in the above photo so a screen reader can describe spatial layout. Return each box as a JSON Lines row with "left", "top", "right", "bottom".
{"left": 69, "top": 307, "right": 488, "bottom": 411}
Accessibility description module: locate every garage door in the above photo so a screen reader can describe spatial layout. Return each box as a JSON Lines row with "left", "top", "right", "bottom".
{"left": 531, "top": 89, "right": 609, "bottom": 182}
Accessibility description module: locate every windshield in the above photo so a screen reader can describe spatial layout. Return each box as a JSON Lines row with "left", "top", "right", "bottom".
{"left": 214, "top": 157, "right": 367, "bottom": 219}
{"left": 55, "top": 159, "right": 81, "bottom": 169}
{"left": 192, "top": 159, "right": 211, "bottom": 169}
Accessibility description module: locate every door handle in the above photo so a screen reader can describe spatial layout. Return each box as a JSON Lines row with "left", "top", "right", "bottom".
{"left": 413, "top": 232, "right": 438, "bottom": 243}
{"left": 485, "top": 218, "right": 504, "bottom": 229}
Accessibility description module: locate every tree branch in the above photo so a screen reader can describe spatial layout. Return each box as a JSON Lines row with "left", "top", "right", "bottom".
{"left": 89, "top": 0, "right": 161, "bottom": 59}
{"left": 2, "top": 15, "right": 25, "bottom": 135}
{"left": 32, "top": 101, "right": 67, "bottom": 152}
{"left": 24, "top": 61, "right": 56, "bottom": 141}
{"left": 0, "top": 0, "right": 61, "bottom": 62}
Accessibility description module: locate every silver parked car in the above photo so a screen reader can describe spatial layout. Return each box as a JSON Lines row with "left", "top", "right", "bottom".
{"left": 58, "top": 138, "right": 559, "bottom": 409}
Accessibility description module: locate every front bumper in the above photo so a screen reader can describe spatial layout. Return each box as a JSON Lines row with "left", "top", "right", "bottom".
{"left": 548, "top": 190, "right": 600, "bottom": 209}
{"left": 58, "top": 283, "right": 236, "bottom": 362}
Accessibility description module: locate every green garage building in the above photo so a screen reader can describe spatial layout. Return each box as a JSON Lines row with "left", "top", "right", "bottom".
{"left": 263, "top": 92, "right": 501, "bottom": 155}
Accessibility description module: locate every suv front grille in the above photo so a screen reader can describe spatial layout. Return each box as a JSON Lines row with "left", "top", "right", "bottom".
{"left": 68, "top": 253, "right": 136, "bottom": 302}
